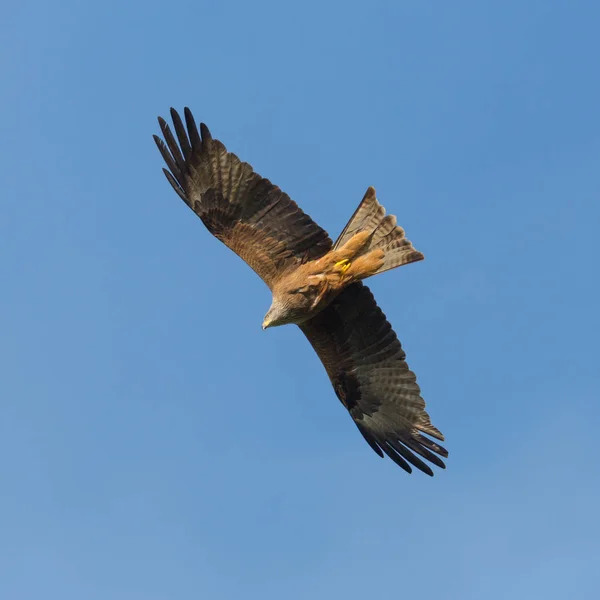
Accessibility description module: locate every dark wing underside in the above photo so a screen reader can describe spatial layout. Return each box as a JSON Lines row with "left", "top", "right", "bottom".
{"left": 300, "top": 283, "right": 447, "bottom": 476}
{"left": 154, "top": 108, "right": 332, "bottom": 289}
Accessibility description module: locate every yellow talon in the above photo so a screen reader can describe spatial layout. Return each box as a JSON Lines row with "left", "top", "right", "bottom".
{"left": 335, "top": 259, "right": 351, "bottom": 274}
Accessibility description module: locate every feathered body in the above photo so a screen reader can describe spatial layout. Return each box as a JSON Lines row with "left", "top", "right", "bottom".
{"left": 265, "top": 200, "right": 423, "bottom": 328}
{"left": 154, "top": 108, "right": 447, "bottom": 476}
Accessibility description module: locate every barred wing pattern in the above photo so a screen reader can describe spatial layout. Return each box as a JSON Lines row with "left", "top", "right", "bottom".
{"left": 154, "top": 108, "right": 332, "bottom": 289}
{"left": 300, "top": 283, "right": 447, "bottom": 476}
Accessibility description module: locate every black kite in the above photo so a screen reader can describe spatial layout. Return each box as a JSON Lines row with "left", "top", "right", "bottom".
{"left": 154, "top": 108, "right": 447, "bottom": 476}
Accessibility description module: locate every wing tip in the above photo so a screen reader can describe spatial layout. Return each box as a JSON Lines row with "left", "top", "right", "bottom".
{"left": 183, "top": 106, "right": 194, "bottom": 122}
{"left": 152, "top": 133, "right": 163, "bottom": 148}
{"left": 357, "top": 422, "right": 447, "bottom": 476}
{"left": 200, "top": 122, "right": 212, "bottom": 141}
{"left": 182, "top": 107, "right": 202, "bottom": 149}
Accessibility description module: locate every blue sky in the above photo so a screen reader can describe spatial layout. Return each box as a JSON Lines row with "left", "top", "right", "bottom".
{"left": 2, "top": 0, "right": 599, "bottom": 598}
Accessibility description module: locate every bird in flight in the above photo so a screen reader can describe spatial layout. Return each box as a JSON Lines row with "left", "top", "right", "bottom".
{"left": 154, "top": 108, "right": 447, "bottom": 476}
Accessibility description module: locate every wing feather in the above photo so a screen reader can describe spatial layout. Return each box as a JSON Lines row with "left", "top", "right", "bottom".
{"left": 300, "top": 283, "right": 447, "bottom": 476}
{"left": 155, "top": 108, "right": 332, "bottom": 288}
{"left": 169, "top": 108, "right": 191, "bottom": 160}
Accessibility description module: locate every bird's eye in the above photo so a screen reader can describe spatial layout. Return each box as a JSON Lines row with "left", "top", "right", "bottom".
{"left": 293, "top": 286, "right": 311, "bottom": 295}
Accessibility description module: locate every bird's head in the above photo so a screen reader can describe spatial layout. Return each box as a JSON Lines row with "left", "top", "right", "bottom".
{"left": 262, "top": 300, "right": 292, "bottom": 330}
{"left": 262, "top": 288, "right": 314, "bottom": 330}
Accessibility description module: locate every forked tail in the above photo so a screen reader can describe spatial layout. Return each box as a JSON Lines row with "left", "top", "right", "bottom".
{"left": 333, "top": 187, "right": 424, "bottom": 278}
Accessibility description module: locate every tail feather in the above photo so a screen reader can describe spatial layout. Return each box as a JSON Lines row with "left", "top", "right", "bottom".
{"left": 333, "top": 187, "right": 384, "bottom": 250}
{"left": 370, "top": 214, "right": 397, "bottom": 245}
{"left": 334, "top": 187, "right": 424, "bottom": 279}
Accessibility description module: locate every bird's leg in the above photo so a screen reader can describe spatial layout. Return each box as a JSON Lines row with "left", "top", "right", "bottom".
{"left": 335, "top": 230, "right": 372, "bottom": 258}
{"left": 344, "top": 249, "right": 385, "bottom": 280}
{"left": 307, "top": 274, "right": 330, "bottom": 309}
{"left": 328, "top": 231, "right": 373, "bottom": 279}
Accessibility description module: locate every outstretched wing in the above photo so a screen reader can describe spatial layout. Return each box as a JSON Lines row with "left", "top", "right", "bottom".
{"left": 300, "top": 283, "right": 447, "bottom": 476}
{"left": 154, "top": 108, "right": 332, "bottom": 289}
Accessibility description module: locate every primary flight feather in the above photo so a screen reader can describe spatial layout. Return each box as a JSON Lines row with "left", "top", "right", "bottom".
{"left": 154, "top": 107, "right": 447, "bottom": 476}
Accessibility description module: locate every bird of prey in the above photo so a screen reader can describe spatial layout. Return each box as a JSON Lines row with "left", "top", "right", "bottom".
{"left": 154, "top": 108, "right": 447, "bottom": 476}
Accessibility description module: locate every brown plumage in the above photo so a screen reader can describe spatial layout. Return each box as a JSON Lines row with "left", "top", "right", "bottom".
{"left": 154, "top": 107, "right": 447, "bottom": 476}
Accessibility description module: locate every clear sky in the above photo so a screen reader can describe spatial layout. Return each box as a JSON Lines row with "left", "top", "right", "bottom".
{"left": 2, "top": 1, "right": 599, "bottom": 598}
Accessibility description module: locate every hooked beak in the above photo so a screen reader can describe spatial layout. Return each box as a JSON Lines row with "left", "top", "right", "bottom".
{"left": 263, "top": 303, "right": 279, "bottom": 330}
